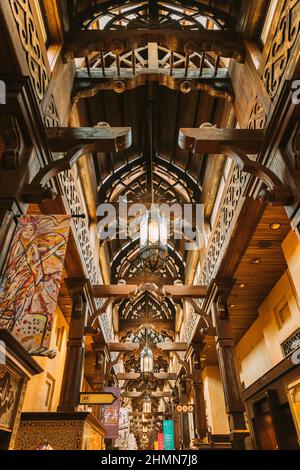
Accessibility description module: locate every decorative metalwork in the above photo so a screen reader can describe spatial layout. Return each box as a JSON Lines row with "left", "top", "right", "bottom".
{"left": 73, "top": 1, "right": 236, "bottom": 31}
{"left": 9, "top": 0, "right": 49, "bottom": 101}
{"left": 100, "top": 160, "right": 197, "bottom": 205}
{"left": 119, "top": 292, "right": 175, "bottom": 321}
{"left": 263, "top": 0, "right": 300, "bottom": 100}
{"left": 112, "top": 241, "right": 184, "bottom": 282}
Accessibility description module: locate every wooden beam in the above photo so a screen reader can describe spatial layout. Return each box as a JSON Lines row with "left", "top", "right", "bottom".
{"left": 163, "top": 285, "right": 208, "bottom": 299}
{"left": 46, "top": 127, "right": 132, "bottom": 153}
{"left": 119, "top": 320, "right": 174, "bottom": 332}
{"left": 178, "top": 128, "right": 264, "bottom": 154}
{"left": 153, "top": 372, "right": 177, "bottom": 380}
{"left": 92, "top": 284, "right": 137, "bottom": 298}
{"left": 116, "top": 373, "right": 140, "bottom": 380}
{"left": 63, "top": 30, "right": 245, "bottom": 62}
{"left": 120, "top": 275, "right": 176, "bottom": 287}
{"left": 107, "top": 343, "right": 139, "bottom": 352}
{"left": 116, "top": 372, "right": 177, "bottom": 381}
{"left": 156, "top": 342, "right": 188, "bottom": 351}
{"left": 151, "top": 391, "right": 172, "bottom": 398}
{"left": 122, "top": 391, "right": 141, "bottom": 398}
{"left": 122, "top": 391, "right": 172, "bottom": 398}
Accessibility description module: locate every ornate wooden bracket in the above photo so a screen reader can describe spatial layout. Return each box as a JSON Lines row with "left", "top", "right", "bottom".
{"left": 106, "top": 352, "right": 122, "bottom": 380}
{"left": 88, "top": 298, "right": 114, "bottom": 327}
{"left": 21, "top": 126, "right": 132, "bottom": 203}
{"left": 179, "top": 128, "right": 265, "bottom": 154}
{"left": 172, "top": 351, "right": 191, "bottom": 376}
{"left": 186, "top": 298, "right": 216, "bottom": 336}
{"left": 223, "top": 147, "right": 293, "bottom": 205}
{"left": 178, "top": 127, "right": 293, "bottom": 206}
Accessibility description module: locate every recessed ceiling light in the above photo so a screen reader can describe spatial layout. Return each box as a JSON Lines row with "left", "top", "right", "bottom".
{"left": 251, "top": 257, "right": 261, "bottom": 264}
{"left": 270, "top": 223, "right": 281, "bottom": 230}
{"left": 238, "top": 283, "right": 245, "bottom": 288}
{"left": 229, "top": 304, "right": 235, "bottom": 308}
{"left": 258, "top": 240, "right": 272, "bottom": 249}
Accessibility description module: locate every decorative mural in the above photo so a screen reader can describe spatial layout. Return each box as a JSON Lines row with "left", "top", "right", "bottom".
{"left": 0, "top": 215, "right": 71, "bottom": 355}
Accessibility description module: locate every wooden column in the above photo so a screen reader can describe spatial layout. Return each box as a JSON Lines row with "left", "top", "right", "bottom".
{"left": 173, "top": 412, "right": 181, "bottom": 450}
{"left": 179, "top": 378, "right": 191, "bottom": 449}
{"left": 192, "top": 354, "right": 208, "bottom": 439}
{"left": 211, "top": 292, "right": 248, "bottom": 449}
{"left": 58, "top": 280, "right": 88, "bottom": 412}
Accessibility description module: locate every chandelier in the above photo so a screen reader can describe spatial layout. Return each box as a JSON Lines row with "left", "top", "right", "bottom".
{"left": 140, "top": 99, "right": 168, "bottom": 272}
{"left": 140, "top": 326, "right": 154, "bottom": 375}
{"left": 140, "top": 207, "right": 168, "bottom": 272}
{"left": 142, "top": 395, "right": 152, "bottom": 414}
{"left": 140, "top": 344, "right": 154, "bottom": 374}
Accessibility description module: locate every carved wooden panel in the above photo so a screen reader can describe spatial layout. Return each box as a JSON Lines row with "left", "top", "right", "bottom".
{"left": 248, "top": 97, "right": 268, "bottom": 130}
{"left": 57, "top": 170, "right": 114, "bottom": 342}
{"left": 286, "top": 120, "right": 300, "bottom": 170}
{"left": 0, "top": 365, "right": 22, "bottom": 432}
{"left": 263, "top": 0, "right": 300, "bottom": 100}
{"left": 44, "top": 95, "right": 60, "bottom": 127}
{"left": 201, "top": 166, "right": 249, "bottom": 286}
{"left": 9, "top": 0, "right": 49, "bottom": 101}
{"left": 15, "top": 419, "right": 84, "bottom": 449}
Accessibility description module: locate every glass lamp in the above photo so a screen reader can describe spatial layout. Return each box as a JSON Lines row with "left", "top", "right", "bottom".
{"left": 140, "top": 345, "right": 153, "bottom": 374}
{"left": 140, "top": 207, "right": 168, "bottom": 272}
{"left": 143, "top": 395, "right": 152, "bottom": 414}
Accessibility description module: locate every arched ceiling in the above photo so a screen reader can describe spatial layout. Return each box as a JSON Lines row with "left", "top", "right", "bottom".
{"left": 72, "top": 3, "right": 241, "bottom": 436}
{"left": 71, "top": 0, "right": 239, "bottom": 31}
{"left": 111, "top": 239, "right": 184, "bottom": 283}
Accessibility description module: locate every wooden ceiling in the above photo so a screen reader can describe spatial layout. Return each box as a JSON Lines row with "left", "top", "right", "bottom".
{"left": 228, "top": 205, "right": 291, "bottom": 343}
{"left": 78, "top": 84, "right": 225, "bottom": 199}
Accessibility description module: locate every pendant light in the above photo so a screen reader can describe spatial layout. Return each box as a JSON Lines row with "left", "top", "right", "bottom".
{"left": 140, "top": 98, "right": 168, "bottom": 272}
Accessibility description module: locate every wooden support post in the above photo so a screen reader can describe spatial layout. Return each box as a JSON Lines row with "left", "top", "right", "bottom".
{"left": 58, "top": 280, "right": 88, "bottom": 412}
{"left": 173, "top": 412, "right": 181, "bottom": 450}
{"left": 211, "top": 289, "right": 249, "bottom": 449}
{"left": 192, "top": 353, "right": 208, "bottom": 439}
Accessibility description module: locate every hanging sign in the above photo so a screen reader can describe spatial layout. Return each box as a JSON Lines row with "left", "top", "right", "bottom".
{"left": 101, "top": 387, "right": 121, "bottom": 440}
{"left": 79, "top": 392, "right": 118, "bottom": 405}
{"left": 163, "top": 420, "right": 175, "bottom": 450}
{"left": 0, "top": 215, "right": 71, "bottom": 355}
{"left": 158, "top": 432, "right": 164, "bottom": 450}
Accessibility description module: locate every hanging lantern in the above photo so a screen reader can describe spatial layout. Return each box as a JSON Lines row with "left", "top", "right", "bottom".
{"left": 140, "top": 345, "right": 153, "bottom": 374}
{"left": 143, "top": 395, "right": 152, "bottom": 414}
{"left": 140, "top": 208, "right": 168, "bottom": 272}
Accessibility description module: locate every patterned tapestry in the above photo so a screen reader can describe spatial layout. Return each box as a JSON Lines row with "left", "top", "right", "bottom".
{"left": 101, "top": 387, "right": 121, "bottom": 440}
{"left": 0, "top": 215, "right": 71, "bottom": 355}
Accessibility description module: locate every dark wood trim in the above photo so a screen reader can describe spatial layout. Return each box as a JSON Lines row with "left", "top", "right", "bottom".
{"left": 242, "top": 349, "right": 300, "bottom": 401}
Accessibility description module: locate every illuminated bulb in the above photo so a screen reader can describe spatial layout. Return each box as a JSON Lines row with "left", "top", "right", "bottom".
{"left": 269, "top": 223, "right": 281, "bottom": 230}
